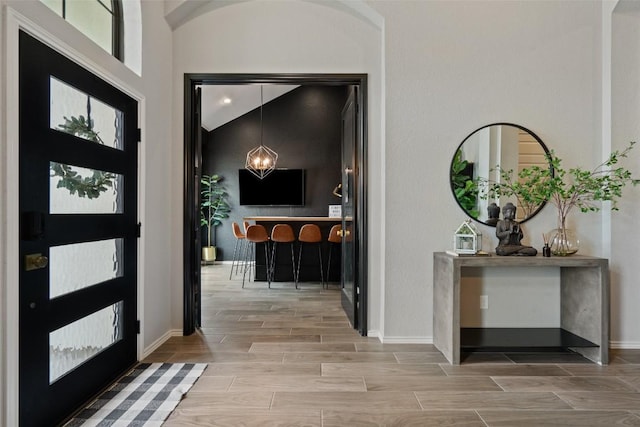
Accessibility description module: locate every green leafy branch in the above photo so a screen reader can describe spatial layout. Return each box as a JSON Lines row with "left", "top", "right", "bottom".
{"left": 58, "top": 115, "right": 105, "bottom": 144}
{"left": 51, "top": 115, "right": 115, "bottom": 199}
{"left": 50, "top": 162, "right": 114, "bottom": 199}
{"left": 480, "top": 141, "right": 640, "bottom": 228}
{"left": 476, "top": 166, "right": 546, "bottom": 220}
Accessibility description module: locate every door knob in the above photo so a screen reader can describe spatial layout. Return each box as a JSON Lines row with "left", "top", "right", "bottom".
{"left": 25, "top": 253, "right": 48, "bottom": 271}
{"left": 337, "top": 230, "right": 351, "bottom": 238}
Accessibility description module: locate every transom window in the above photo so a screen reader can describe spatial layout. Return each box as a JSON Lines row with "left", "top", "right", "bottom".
{"left": 40, "top": 0, "right": 124, "bottom": 61}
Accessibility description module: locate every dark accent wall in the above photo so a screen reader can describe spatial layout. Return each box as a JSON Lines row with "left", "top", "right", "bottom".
{"left": 202, "top": 85, "right": 348, "bottom": 260}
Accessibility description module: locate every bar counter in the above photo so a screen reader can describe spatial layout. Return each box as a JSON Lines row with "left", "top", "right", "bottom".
{"left": 243, "top": 216, "right": 342, "bottom": 283}
{"left": 244, "top": 216, "right": 342, "bottom": 222}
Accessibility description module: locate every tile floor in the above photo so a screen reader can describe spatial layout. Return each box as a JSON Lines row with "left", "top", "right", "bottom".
{"left": 146, "top": 263, "right": 640, "bottom": 426}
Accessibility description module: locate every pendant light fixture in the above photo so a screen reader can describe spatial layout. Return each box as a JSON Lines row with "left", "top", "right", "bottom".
{"left": 245, "top": 85, "right": 278, "bottom": 179}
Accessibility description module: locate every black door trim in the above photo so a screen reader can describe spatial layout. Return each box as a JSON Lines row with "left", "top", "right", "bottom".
{"left": 183, "top": 73, "right": 368, "bottom": 335}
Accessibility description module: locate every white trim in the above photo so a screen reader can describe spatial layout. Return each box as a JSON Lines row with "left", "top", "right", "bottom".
{"left": 610, "top": 341, "right": 640, "bottom": 350}
{"left": 365, "top": 329, "right": 380, "bottom": 340}
{"left": 2, "top": 7, "right": 21, "bottom": 427}
{"left": 380, "top": 336, "right": 433, "bottom": 345}
{"left": 377, "top": 15, "right": 386, "bottom": 341}
{"left": 3, "top": 7, "right": 146, "bottom": 425}
{"left": 141, "top": 329, "right": 183, "bottom": 359}
{"left": 601, "top": 0, "right": 616, "bottom": 260}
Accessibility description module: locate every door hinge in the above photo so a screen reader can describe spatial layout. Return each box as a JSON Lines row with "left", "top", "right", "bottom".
{"left": 136, "top": 128, "right": 142, "bottom": 142}
{"left": 137, "top": 222, "right": 141, "bottom": 238}
{"left": 136, "top": 320, "right": 141, "bottom": 334}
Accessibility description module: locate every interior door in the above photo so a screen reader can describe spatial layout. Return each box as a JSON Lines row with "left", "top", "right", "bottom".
{"left": 18, "top": 31, "right": 139, "bottom": 426}
{"left": 193, "top": 86, "right": 203, "bottom": 329}
{"left": 340, "top": 86, "right": 363, "bottom": 333}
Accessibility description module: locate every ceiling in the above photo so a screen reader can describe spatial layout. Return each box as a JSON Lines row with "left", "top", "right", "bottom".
{"left": 199, "top": 84, "right": 298, "bottom": 131}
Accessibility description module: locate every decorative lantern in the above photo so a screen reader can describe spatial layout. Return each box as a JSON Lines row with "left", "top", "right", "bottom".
{"left": 453, "top": 219, "right": 482, "bottom": 254}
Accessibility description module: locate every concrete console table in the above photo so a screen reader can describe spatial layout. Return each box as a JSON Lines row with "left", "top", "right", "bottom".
{"left": 433, "top": 252, "right": 609, "bottom": 365}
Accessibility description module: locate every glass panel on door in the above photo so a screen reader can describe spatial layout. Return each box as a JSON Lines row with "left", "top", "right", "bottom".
{"left": 49, "top": 301, "right": 123, "bottom": 383}
{"left": 49, "top": 238, "right": 124, "bottom": 298}
{"left": 50, "top": 76, "right": 124, "bottom": 150}
{"left": 50, "top": 162, "right": 123, "bottom": 213}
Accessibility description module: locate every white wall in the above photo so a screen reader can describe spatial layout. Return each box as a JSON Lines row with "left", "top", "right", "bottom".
{"left": 1, "top": 1, "right": 173, "bottom": 423}
{"left": 611, "top": 0, "right": 640, "bottom": 348}
{"left": 136, "top": 0, "right": 175, "bottom": 351}
{"left": 170, "top": 0, "right": 385, "bottom": 334}
{"left": 372, "top": 0, "right": 605, "bottom": 338}
{"left": 168, "top": 0, "right": 640, "bottom": 346}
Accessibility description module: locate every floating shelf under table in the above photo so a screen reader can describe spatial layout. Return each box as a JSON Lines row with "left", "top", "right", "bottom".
{"left": 461, "top": 327, "right": 599, "bottom": 351}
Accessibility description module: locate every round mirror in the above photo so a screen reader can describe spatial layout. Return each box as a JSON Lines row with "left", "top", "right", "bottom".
{"left": 450, "top": 123, "right": 551, "bottom": 226}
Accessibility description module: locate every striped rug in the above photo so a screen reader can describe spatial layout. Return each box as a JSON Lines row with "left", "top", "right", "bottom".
{"left": 65, "top": 362, "right": 207, "bottom": 427}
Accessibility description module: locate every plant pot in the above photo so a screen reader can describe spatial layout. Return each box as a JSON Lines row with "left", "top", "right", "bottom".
{"left": 202, "top": 246, "right": 217, "bottom": 263}
{"left": 546, "top": 228, "right": 579, "bottom": 256}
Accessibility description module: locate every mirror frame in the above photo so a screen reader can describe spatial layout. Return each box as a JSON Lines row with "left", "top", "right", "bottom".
{"left": 450, "top": 122, "right": 552, "bottom": 227}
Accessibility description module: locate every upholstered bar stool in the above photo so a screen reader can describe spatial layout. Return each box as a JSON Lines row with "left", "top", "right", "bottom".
{"left": 270, "top": 224, "right": 297, "bottom": 284}
{"left": 229, "top": 222, "right": 246, "bottom": 279}
{"left": 326, "top": 224, "right": 341, "bottom": 286}
{"left": 242, "top": 224, "right": 271, "bottom": 288}
{"left": 295, "top": 224, "right": 324, "bottom": 289}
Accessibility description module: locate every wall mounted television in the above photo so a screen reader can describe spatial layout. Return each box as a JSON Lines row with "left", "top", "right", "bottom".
{"left": 238, "top": 168, "right": 305, "bottom": 206}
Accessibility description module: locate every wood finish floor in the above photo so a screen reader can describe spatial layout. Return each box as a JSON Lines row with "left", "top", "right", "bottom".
{"left": 147, "top": 264, "right": 640, "bottom": 426}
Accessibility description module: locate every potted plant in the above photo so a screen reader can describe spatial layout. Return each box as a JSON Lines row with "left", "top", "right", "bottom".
{"left": 201, "top": 174, "right": 231, "bottom": 263}
{"left": 480, "top": 142, "right": 640, "bottom": 255}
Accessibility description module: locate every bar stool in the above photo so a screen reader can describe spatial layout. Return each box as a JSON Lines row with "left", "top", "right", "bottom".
{"left": 270, "top": 224, "right": 297, "bottom": 283}
{"left": 242, "top": 224, "right": 271, "bottom": 288}
{"left": 296, "top": 224, "right": 324, "bottom": 289}
{"left": 326, "top": 224, "right": 341, "bottom": 286}
{"left": 229, "top": 222, "right": 246, "bottom": 279}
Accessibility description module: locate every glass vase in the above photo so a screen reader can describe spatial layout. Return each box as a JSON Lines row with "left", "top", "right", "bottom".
{"left": 547, "top": 227, "right": 579, "bottom": 256}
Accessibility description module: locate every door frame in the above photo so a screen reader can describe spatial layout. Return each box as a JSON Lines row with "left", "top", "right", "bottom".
{"left": 183, "top": 73, "right": 368, "bottom": 335}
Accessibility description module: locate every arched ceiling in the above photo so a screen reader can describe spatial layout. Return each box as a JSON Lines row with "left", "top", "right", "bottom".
{"left": 164, "top": 0, "right": 383, "bottom": 31}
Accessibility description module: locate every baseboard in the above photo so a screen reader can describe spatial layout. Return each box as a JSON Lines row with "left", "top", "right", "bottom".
{"left": 366, "top": 329, "right": 434, "bottom": 344}
{"left": 141, "top": 329, "right": 182, "bottom": 359}
{"left": 610, "top": 341, "right": 640, "bottom": 349}
{"left": 366, "top": 329, "right": 381, "bottom": 340}
{"left": 379, "top": 335, "right": 433, "bottom": 344}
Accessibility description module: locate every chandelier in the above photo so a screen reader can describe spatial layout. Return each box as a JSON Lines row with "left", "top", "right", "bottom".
{"left": 245, "top": 85, "right": 278, "bottom": 179}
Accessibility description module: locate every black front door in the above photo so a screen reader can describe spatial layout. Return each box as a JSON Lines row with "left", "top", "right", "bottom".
{"left": 19, "top": 31, "right": 139, "bottom": 426}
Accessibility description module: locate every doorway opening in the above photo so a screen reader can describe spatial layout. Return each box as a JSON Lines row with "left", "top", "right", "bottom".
{"left": 183, "top": 74, "right": 368, "bottom": 336}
